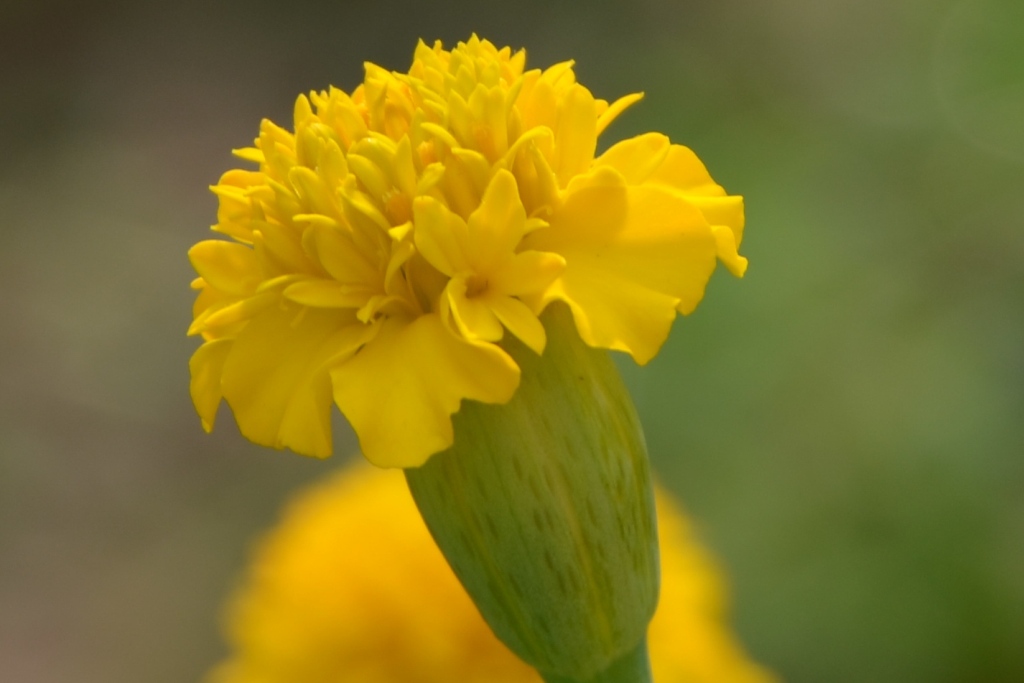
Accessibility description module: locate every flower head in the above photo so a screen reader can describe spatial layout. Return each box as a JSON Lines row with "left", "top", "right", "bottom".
{"left": 188, "top": 36, "right": 745, "bottom": 466}
{"left": 208, "top": 464, "right": 775, "bottom": 683}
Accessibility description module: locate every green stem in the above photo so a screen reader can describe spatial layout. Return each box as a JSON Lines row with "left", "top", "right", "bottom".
{"left": 540, "top": 636, "right": 653, "bottom": 683}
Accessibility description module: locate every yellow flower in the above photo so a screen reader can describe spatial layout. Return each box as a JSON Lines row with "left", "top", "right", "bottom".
{"left": 208, "top": 464, "right": 776, "bottom": 683}
{"left": 188, "top": 36, "right": 745, "bottom": 467}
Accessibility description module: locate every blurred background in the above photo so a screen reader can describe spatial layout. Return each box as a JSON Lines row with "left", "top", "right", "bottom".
{"left": 1, "top": 0, "right": 1022, "bottom": 680}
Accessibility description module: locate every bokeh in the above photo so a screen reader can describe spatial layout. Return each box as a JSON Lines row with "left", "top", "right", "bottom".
{"left": 1, "top": 0, "right": 1021, "bottom": 681}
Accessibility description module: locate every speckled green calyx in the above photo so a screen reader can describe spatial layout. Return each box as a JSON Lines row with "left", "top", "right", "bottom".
{"left": 405, "top": 304, "right": 659, "bottom": 682}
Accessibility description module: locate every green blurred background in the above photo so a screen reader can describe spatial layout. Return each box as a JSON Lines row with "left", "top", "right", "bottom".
{"left": 1, "top": 0, "right": 1022, "bottom": 680}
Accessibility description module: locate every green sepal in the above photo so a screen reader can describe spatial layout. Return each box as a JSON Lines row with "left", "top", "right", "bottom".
{"left": 541, "top": 635, "right": 653, "bottom": 683}
{"left": 405, "top": 305, "right": 659, "bottom": 680}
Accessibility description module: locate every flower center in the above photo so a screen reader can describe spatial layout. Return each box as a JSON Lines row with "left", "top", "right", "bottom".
{"left": 465, "top": 274, "right": 489, "bottom": 298}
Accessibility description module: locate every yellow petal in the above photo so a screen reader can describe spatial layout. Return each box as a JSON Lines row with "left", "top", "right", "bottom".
{"left": 310, "top": 224, "right": 381, "bottom": 289}
{"left": 554, "top": 84, "right": 598, "bottom": 186}
{"left": 445, "top": 278, "right": 504, "bottom": 343}
{"left": 252, "top": 222, "right": 312, "bottom": 276}
{"left": 288, "top": 166, "right": 337, "bottom": 217}
{"left": 391, "top": 136, "right": 418, "bottom": 197}
{"left": 447, "top": 89, "right": 475, "bottom": 149}
{"left": 189, "top": 290, "right": 278, "bottom": 336}
{"left": 599, "top": 137, "right": 746, "bottom": 254}
{"left": 595, "top": 92, "right": 644, "bottom": 136}
{"left": 509, "top": 135, "right": 560, "bottom": 218}
{"left": 283, "top": 279, "right": 371, "bottom": 308}
{"left": 421, "top": 121, "right": 460, "bottom": 151}
{"left": 191, "top": 280, "right": 235, "bottom": 324}
{"left": 189, "top": 338, "right": 232, "bottom": 431}
{"left": 413, "top": 196, "right": 471, "bottom": 276}
{"left": 712, "top": 224, "right": 749, "bottom": 278}
{"left": 527, "top": 167, "right": 717, "bottom": 364}
{"left": 489, "top": 250, "right": 565, "bottom": 297}
{"left": 230, "top": 146, "right": 263, "bottom": 164}
{"left": 499, "top": 125, "right": 551, "bottom": 172}
{"left": 188, "top": 240, "right": 261, "bottom": 297}
{"left": 465, "top": 169, "right": 526, "bottom": 273}
{"left": 340, "top": 187, "right": 391, "bottom": 233}
{"left": 485, "top": 293, "right": 547, "bottom": 354}
{"left": 537, "top": 273, "right": 680, "bottom": 365}
{"left": 347, "top": 153, "right": 391, "bottom": 200}
{"left": 439, "top": 150, "right": 488, "bottom": 219}
{"left": 211, "top": 170, "right": 263, "bottom": 230}
{"left": 647, "top": 145, "right": 746, "bottom": 251}
{"left": 222, "top": 302, "right": 370, "bottom": 458}
{"left": 451, "top": 148, "right": 493, "bottom": 197}
{"left": 384, "top": 232, "right": 417, "bottom": 299}
{"left": 331, "top": 315, "right": 519, "bottom": 468}
{"left": 685, "top": 194, "right": 746, "bottom": 250}
{"left": 517, "top": 72, "right": 556, "bottom": 132}
{"left": 467, "top": 83, "right": 508, "bottom": 161}
{"left": 648, "top": 144, "right": 727, "bottom": 197}
{"left": 594, "top": 132, "right": 671, "bottom": 185}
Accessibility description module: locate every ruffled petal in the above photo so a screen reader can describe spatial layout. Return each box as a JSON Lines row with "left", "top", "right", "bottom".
{"left": 711, "top": 224, "right": 748, "bottom": 277}
{"left": 647, "top": 145, "right": 746, "bottom": 250}
{"left": 189, "top": 338, "right": 233, "bottom": 431}
{"left": 598, "top": 135, "right": 747, "bottom": 266}
{"left": 526, "top": 167, "right": 717, "bottom": 364}
{"left": 647, "top": 144, "right": 728, "bottom": 197}
{"left": 688, "top": 195, "right": 745, "bottom": 248}
{"left": 595, "top": 132, "right": 671, "bottom": 184}
{"left": 221, "top": 302, "right": 371, "bottom": 458}
{"left": 331, "top": 314, "right": 520, "bottom": 468}
{"left": 535, "top": 273, "right": 680, "bottom": 365}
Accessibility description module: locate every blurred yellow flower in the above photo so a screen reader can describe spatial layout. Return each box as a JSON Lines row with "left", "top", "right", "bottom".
{"left": 188, "top": 35, "right": 745, "bottom": 467}
{"left": 208, "top": 464, "right": 775, "bottom": 683}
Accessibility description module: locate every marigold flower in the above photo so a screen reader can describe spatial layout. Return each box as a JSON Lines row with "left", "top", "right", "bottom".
{"left": 188, "top": 35, "right": 745, "bottom": 468}
{"left": 208, "top": 464, "right": 776, "bottom": 683}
